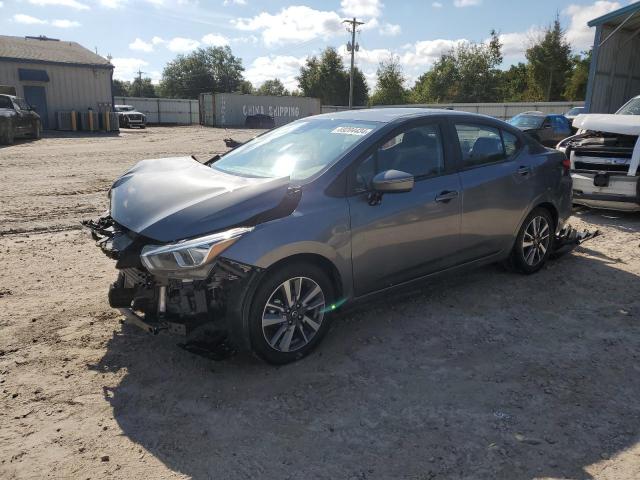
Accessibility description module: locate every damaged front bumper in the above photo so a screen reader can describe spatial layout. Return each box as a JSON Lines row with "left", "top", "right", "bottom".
{"left": 83, "top": 215, "right": 261, "bottom": 349}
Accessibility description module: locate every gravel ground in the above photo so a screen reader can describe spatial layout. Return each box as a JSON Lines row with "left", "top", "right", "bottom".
{"left": 1, "top": 126, "right": 639, "bottom": 480}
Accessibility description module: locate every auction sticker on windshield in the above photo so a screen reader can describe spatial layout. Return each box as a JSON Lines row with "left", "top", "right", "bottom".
{"left": 331, "top": 126, "right": 373, "bottom": 136}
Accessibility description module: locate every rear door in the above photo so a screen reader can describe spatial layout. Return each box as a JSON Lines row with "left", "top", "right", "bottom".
{"left": 452, "top": 122, "right": 533, "bottom": 261}
{"left": 23, "top": 86, "right": 48, "bottom": 129}
{"left": 348, "top": 119, "right": 463, "bottom": 296}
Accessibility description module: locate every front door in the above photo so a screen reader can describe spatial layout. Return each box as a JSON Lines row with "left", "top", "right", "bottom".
{"left": 348, "top": 121, "right": 462, "bottom": 296}
{"left": 453, "top": 123, "right": 534, "bottom": 261}
{"left": 23, "top": 86, "right": 48, "bottom": 129}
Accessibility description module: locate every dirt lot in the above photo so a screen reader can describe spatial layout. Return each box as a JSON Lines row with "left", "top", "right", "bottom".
{"left": 1, "top": 126, "right": 639, "bottom": 480}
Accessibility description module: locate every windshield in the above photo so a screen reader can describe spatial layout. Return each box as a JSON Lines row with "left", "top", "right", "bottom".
{"left": 116, "top": 106, "right": 134, "bottom": 112}
{"left": 566, "top": 107, "right": 584, "bottom": 116}
{"left": 508, "top": 114, "right": 545, "bottom": 129}
{"left": 212, "top": 118, "right": 382, "bottom": 180}
{"left": 616, "top": 97, "right": 640, "bottom": 115}
{"left": 14, "top": 98, "right": 30, "bottom": 110}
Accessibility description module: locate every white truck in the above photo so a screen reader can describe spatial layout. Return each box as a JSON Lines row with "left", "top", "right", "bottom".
{"left": 557, "top": 95, "right": 640, "bottom": 211}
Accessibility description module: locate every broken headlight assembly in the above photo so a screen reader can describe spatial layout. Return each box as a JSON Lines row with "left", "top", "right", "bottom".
{"left": 140, "top": 227, "right": 252, "bottom": 279}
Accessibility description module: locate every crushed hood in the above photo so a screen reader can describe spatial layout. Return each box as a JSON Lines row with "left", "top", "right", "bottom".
{"left": 572, "top": 114, "right": 640, "bottom": 136}
{"left": 109, "top": 157, "right": 291, "bottom": 242}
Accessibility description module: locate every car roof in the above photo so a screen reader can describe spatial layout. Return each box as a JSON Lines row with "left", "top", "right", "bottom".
{"left": 312, "top": 107, "right": 472, "bottom": 123}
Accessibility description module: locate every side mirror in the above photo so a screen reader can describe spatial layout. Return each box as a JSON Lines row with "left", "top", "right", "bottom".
{"left": 372, "top": 169, "right": 414, "bottom": 194}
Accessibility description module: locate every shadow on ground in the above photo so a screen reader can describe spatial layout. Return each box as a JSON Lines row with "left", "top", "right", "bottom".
{"left": 90, "top": 227, "right": 640, "bottom": 479}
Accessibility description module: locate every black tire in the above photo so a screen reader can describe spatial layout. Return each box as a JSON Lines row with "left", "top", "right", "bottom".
{"left": 0, "top": 127, "right": 14, "bottom": 145}
{"left": 31, "top": 121, "right": 41, "bottom": 139}
{"left": 248, "top": 262, "right": 335, "bottom": 364}
{"left": 508, "top": 207, "right": 554, "bottom": 274}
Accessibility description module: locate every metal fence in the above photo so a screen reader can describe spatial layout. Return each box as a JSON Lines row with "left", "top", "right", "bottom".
{"left": 114, "top": 96, "right": 199, "bottom": 124}
{"left": 321, "top": 101, "right": 585, "bottom": 120}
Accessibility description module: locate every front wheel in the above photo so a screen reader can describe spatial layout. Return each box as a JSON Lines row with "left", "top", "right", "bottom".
{"left": 0, "top": 126, "right": 14, "bottom": 145}
{"left": 248, "top": 263, "right": 335, "bottom": 364}
{"left": 508, "top": 207, "right": 554, "bottom": 274}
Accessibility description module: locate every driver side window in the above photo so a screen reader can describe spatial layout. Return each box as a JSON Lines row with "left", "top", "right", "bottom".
{"left": 355, "top": 124, "right": 444, "bottom": 191}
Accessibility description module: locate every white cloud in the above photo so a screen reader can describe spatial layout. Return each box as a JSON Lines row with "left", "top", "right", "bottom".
{"left": 27, "top": 0, "right": 89, "bottom": 10}
{"left": 51, "top": 19, "right": 80, "bottom": 27}
{"left": 401, "top": 38, "right": 468, "bottom": 66}
{"left": 432, "top": 1, "right": 443, "bottom": 7}
{"left": 13, "top": 14, "right": 47, "bottom": 25}
{"left": 379, "top": 23, "right": 401, "bottom": 36}
{"left": 563, "top": 1, "right": 621, "bottom": 51}
{"left": 453, "top": 0, "right": 481, "bottom": 7}
{"left": 129, "top": 38, "right": 154, "bottom": 52}
{"left": 111, "top": 57, "right": 149, "bottom": 81}
{"left": 152, "top": 36, "right": 165, "bottom": 45}
{"left": 201, "top": 33, "right": 229, "bottom": 46}
{"left": 245, "top": 55, "right": 307, "bottom": 91}
{"left": 223, "top": 0, "right": 246, "bottom": 5}
{"left": 232, "top": 6, "right": 343, "bottom": 46}
{"left": 99, "top": 0, "right": 125, "bottom": 8}
{"left": 167, "top": 37, "right": 200, "bottom": 52}
{"left": 340, "top": 0, "right": 382, "bottom": 18}
{"left": 495, "top": 27, "right": 543, "bottom": 57}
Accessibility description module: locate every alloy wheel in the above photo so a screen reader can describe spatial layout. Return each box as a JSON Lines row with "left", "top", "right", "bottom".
{"left": 261, "top": 276, "right": 326, "bottom": 353}
{"left": 522, "top": 215, "right": 550, "bottom": 266}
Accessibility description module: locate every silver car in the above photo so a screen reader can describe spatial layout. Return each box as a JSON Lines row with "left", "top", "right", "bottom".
{"left": 85, "top": 108, "right": 572, "bottom": 364}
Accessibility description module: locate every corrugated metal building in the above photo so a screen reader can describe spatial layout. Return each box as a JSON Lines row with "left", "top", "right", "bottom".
{"left": 0, "top": 35, "right": 113, "bottom": 129}
{"left": 585, "top": 2, "right": 640, "bottom": 113}
{"left": 200, "top": 93, "right": 321, "bottom": 128}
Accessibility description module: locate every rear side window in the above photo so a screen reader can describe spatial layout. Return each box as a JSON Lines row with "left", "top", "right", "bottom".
{"left": 455, "top": 124, "right": 506, "bottom": 167}
{"left": 502, "top": 130, "right": 520, "bottom": 157}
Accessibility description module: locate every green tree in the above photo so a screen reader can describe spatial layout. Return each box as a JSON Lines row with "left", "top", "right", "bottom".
{"left": 410, "top": 31, "right": 503, "bottom": 103}
{"left": 369, "top": 56, "right": 407, "bottom": 106}
{"left": 112, "top": 78, "right": 131, "bottom": 97}
{"left": 297, "top": 47, "right": 368, "bottom": 105}
{"left": 500, "top": 63, "right": 532, "bottom": 102}
{"left": 564, "top": 50, "right": 591, "bottom": 100}
{"left": 256, "top": 78, "right": 288, "bottom": 96}
{"left": 159, "top": 46, "right": 245, "bottom": 99}
{"left": 129, "top": 77, "right": 158, "bottom": 97}
{"left": 238, "top": 80, "right": 254, "bottom": 94}
{"left": 525, "top": 17, "right": 573, "bottom": 101}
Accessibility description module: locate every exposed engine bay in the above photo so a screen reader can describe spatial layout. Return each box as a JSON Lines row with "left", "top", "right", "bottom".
{"left": 558, "top": 114, "right": 640, "bottom": 211}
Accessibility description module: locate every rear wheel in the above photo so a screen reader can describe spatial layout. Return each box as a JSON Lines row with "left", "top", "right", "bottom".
{"left": 248, "top": 262, "right": 335, "bottom": 364}
{"left": 509, "top": 207, "right": 554, "bottom": 274}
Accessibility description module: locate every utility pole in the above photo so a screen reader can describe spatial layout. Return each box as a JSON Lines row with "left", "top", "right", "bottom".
{"left": 343, "top": 17, "right": 364, "bottom": 109}
{"left": 137, "top": 68, "right": 145, "bottom": 97}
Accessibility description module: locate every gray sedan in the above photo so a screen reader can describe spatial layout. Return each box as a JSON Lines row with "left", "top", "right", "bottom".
{"left": 86, "top": 108, "right": 572, "bottom": 364}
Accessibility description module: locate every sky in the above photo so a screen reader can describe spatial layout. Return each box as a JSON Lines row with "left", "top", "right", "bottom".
{"left": 1, "top": 0, "right": 634, "bottom": 91}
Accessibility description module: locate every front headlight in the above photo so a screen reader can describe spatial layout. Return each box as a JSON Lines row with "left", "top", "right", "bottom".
{"left": 140, "top": 227, "right": 251, "bottom": 278}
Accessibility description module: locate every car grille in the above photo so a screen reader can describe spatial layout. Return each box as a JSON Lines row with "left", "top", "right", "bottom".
{"left": 127, "top": 114, "right": 142, "bottom": 121}
{"left": 121, "top": 268, "right": 149, "bottom": 287}
{"left": 574, "top": 161, "right": 630, "bottom": 173}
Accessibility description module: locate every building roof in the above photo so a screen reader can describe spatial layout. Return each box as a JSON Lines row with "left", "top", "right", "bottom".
{"left": 0, "top": 35, "right": 113, "bottom": 69}
{"left": 588, "top": 1, "right": 640, "bottom": 27}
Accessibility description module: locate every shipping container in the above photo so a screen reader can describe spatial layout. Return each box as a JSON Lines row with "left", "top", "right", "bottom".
{"left": 199, "top": 93, "right": 321, "bottom": 128}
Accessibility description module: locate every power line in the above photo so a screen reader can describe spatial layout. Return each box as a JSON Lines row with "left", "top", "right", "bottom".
{"left": 343, "top": 17, "right": 364, "bottom": 109}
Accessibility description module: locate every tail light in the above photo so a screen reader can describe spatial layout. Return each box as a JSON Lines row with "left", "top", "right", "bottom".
{"left": 562, "top": 156, "right": 571, "bottom": 174}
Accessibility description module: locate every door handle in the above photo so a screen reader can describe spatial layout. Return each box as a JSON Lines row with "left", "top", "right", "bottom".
{"left": 435, "top": 190, "right": 458, "bottom": 203}
{"left": 517, "top": 166, "right": 531, "bottom": 176}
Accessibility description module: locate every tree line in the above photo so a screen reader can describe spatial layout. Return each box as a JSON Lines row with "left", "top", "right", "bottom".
{"left": 113, "top": 17, "right": 589, "bottom": 105}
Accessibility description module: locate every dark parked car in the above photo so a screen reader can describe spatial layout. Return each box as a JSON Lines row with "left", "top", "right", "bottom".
{"left": 114, "top": 105, "right": 146, "bottom": 128}
{"left": 245, "top": 113, "right": 275, "bottom": 129}
{"left": 85, "top": 108, "right": 572, "bottom": 364}
{"left": 0, "top": 94, "right": 41, "bottom": 145}
{"left": 508, "top": 112, "right": 572, "bottom": 147}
